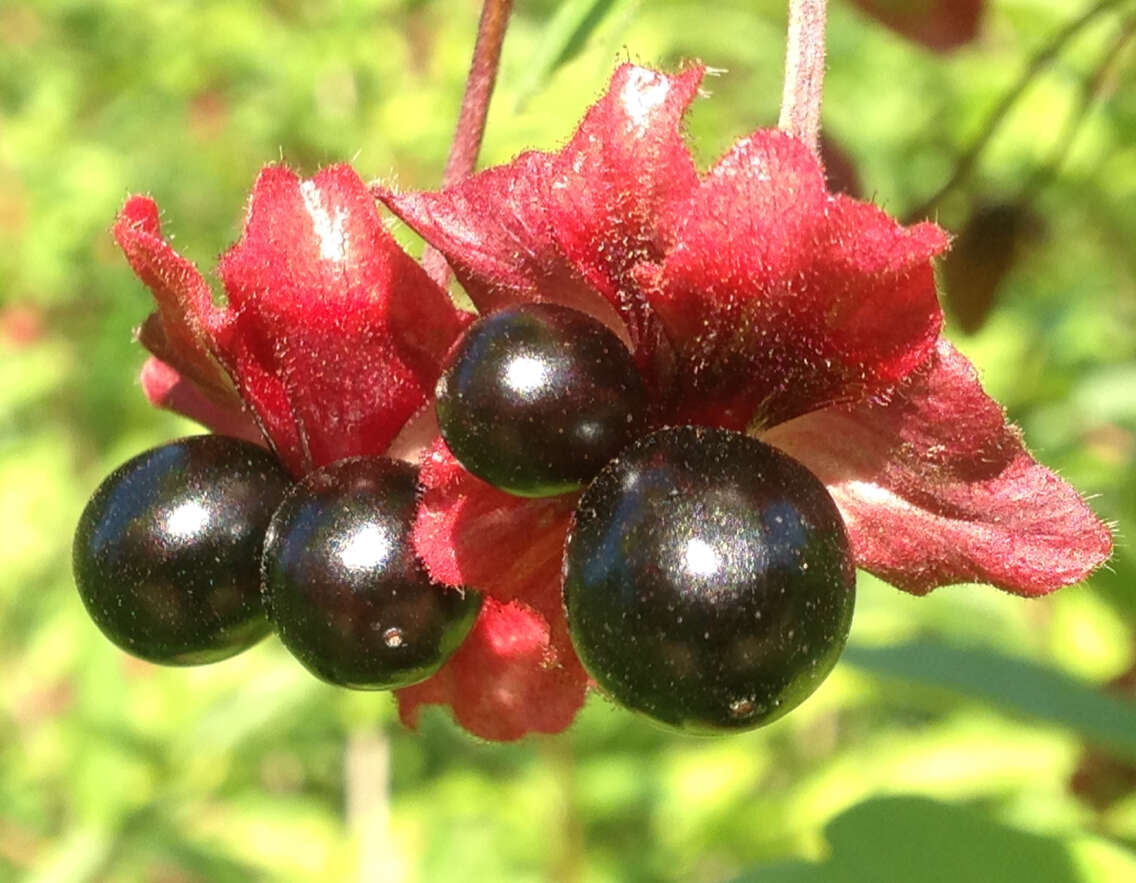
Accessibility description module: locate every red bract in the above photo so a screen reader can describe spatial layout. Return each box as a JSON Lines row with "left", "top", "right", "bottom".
{"left": 115, "top": 64, "right": 1111, "bottom": 743}
{"left": 115, "top": 164, "right": 469, "bottom": 476}
{"left": 375, "top": 64, "right": 1111, "bottom": 738}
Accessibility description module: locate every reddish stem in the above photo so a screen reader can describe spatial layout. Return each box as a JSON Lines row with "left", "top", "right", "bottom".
{"left": 423, "top": 0, "right": 515, "bottom": 288}
{"left": 778, "top": 0, "right": 827, "bottom": 155}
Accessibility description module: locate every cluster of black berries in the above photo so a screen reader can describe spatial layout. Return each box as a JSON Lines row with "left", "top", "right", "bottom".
{"left": 72, "top": 438, "right": 482, "bottom": 690}
{"left": 74, "top": 304, "right": 855, "bottom": 732}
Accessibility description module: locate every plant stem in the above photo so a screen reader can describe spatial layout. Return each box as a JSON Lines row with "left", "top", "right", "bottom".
{"left": 778, "top": 0, "right": 827, "bottom": 155}
{"left": 346, "top": 726, "right": 399, "bottom": 883}
{"left": 423, "top": 0, "right": 514, "bottom": 288}
{"left": 907, "top": 0, "right": 1126, "bottom": 220}
{"left": 1020, "top": 15, "right": 1134, "bottom": 205}
{"left": 542, "top": 737, "right": 583, "bottom": 883}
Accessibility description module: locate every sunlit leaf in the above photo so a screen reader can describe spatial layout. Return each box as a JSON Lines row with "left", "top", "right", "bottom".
{"left": 514, "top": 0, "right": 631, "bottom": 108}
{"left": 844, "top": 641, "right": 1136, "bottom": 760}
{"left": 732, "top": 794, "right": 1136, "bottom": 882}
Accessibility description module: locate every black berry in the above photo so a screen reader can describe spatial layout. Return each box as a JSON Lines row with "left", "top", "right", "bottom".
{"left": 563, "top": 426, "right": 855, "bottom": 732}
{"left": 435, "top": 303, "right": 648, "bottom": 497}
{"left": 73, "top": 435, "right": 292, "bottom": 665}
{"left": 261, "top": 457, "right": 481, "bottom": 690}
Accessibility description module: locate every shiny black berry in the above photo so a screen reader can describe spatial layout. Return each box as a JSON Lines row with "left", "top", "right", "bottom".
{"left": 563, "top": 426, "right": 855, "bottom": 733}
{"left": 435, "top": 303, "right": 648, "bottom": 497}
{"left": 261, "top": 457, "right": 481, "bottom": 690}
{"left": 73, "top": 435, "right": 292, "bottom": 665}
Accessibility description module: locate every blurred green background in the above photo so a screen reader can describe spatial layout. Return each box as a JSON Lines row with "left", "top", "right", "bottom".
{"left": 2, "top": 0, "right": 1135, "bottom": 880}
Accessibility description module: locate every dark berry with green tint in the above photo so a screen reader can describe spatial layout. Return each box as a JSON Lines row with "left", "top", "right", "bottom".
{"left": 73, "top": 435, "right": 292, "bottom": 665}
{"left": 563, "top": 426, "right": 855, "bottom": 733}
{"left": 261, "top": 457, "right": 481, "bottom": 690}
{"left": 435, "top": 303, "right": 648, "bottom": 497}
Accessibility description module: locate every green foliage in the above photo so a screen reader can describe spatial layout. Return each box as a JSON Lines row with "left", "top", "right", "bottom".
{"left": 844, "top": 641, "right": 1136, "bottom": 762}
{"left": 513, "top": 0, "right": 633, "bottom": 108}
{"left": 0, "top": 0, "right": 1133, "bottom": 880}
{"left": 732, "top": 795, "right": 1136, "bottom": 883}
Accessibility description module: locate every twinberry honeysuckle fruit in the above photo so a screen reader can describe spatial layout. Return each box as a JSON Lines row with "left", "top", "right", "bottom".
{"left": 112, "top": 63, "right": 1111, "bottom": 741}
{"left": 378, "top": 64, "right": 1111, "bottom": 738}
{"left": 262, "top": 457, "right": 482, "bottom": 690}
{"left": 563, "top": 426, "right": 856, "bottom": 733}
{"left": 73, "top": 435, "right": 292, "bottom": 665}
{"left": 434, "top": 302, "right": 649, "bottom": 497}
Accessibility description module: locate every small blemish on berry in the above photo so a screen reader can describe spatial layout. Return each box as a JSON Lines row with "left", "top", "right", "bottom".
{"left": 728, "top": 697, "right": 755, "bottom": 718}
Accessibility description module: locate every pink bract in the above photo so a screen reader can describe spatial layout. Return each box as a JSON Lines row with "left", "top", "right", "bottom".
{"left": 116, "top": 64, "right": 1111, "bottom": 742}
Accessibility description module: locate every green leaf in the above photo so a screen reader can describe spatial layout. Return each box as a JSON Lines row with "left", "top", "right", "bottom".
{"left": 843, "top": 641, "right": 1136, "bottom": 761}
{"left": 732, "top": 795, "right": 1136, "bottom": 883}
{"left": 514, "top": 0, "right": 631, "bottom": 109}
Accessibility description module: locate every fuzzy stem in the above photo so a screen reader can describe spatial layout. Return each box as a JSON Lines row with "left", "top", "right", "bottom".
{"left": 423, "top": 0, "right": 514, "bottom": 287}
{"left": 778, "top": 0, "right": 827, "bottom": 154}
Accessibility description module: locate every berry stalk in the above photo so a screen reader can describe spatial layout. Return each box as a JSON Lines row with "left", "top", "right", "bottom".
{"left": 778, "top": 0, "right": 827, "bottom": 155}
{"left": 422, "top": 0, "right": 515, "bottom": 288}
